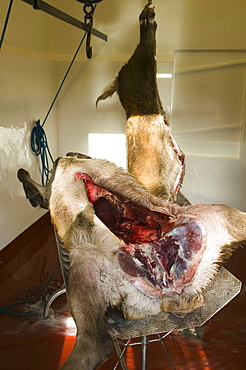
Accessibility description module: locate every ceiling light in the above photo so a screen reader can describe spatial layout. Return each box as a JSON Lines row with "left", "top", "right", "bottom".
{"left": 156, "top": 73, "right": 172, "bottom": 79}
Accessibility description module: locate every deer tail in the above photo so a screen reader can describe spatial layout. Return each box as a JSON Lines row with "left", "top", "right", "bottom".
{"left": 96, "top": 80, "right": 117, "bottom": 107}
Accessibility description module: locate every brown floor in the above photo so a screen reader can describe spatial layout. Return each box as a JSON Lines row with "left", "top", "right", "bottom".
{"left": 1, "top": 224, "right": 246, "bottom": 369}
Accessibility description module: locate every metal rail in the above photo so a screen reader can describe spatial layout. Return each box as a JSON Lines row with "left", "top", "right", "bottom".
{"left": 21, "top": 0, "right": 107, "bottom": 41}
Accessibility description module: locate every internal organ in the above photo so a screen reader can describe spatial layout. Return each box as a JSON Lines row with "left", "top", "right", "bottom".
{"left": 76, "top": 172, "right": 206, "bottom": 297}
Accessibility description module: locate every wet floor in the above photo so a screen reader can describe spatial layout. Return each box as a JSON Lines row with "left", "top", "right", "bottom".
{"left": 0, "top": 224, "right": 246, "bottom": 369}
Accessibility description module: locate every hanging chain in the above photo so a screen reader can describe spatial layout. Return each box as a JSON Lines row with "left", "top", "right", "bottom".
{"left": 83, "top": 3, "right": 96, "bottom": 59}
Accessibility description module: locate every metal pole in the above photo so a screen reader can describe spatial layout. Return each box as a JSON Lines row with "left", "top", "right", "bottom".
{"left": 43, "top": 288, "right": 66, "bottom": 320}
{"left": 141, "top": 336, "right": 148, "bottom": 370}
{"left": 21, "top": 0, "right": 107, "bottom": 41}
{"left": 111, "top": 338, "right": 129, "bottom": 370}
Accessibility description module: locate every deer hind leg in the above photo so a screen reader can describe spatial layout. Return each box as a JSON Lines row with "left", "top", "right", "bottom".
{"left": 140, "top": 4, "right": 165, "bottom": 116}
{"left": 17, "top": 169, "right": 48, "bottom": 208}
{"left": 96, "top": 3, "right": 163, "bottom": 117}
{"left": 116, "top": 3, "right": 164, "bottom": 118}
{"left": 61, "top": 249, "right": 114, "bottom": 370}
{"left": 139, "top": 1, "right": 154, "bottom": 40}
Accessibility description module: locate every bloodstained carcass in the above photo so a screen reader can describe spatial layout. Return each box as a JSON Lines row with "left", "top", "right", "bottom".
{"left": 18, "top": 155, "right": 245, "bottom": 369}
{"left": 17, "top": 2, "right": 245, "bottom": 369}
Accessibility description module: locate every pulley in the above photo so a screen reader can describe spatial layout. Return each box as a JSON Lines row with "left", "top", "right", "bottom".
{"left": 83, "top": 4, "right": 94, "bottom": 59}
{"left": 77, "top": 0, "right": 104, "bottom": 58}
{"left": 76, "top": 1, "right": 103, "bottom": 3}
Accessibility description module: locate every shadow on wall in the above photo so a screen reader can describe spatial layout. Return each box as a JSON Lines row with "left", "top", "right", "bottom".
{"left": 0, "top": 123, "right": 46, "bottom": 250}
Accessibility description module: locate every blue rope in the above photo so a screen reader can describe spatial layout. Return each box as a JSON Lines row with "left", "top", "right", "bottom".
{"left": 31, "top": 32, "right": 87, "bottom": 185}
{"left": 0, "top": 300, "right": 38, "bottom": 317}
{"left": 31, "top": 120, "right": 54, "bottom": 186}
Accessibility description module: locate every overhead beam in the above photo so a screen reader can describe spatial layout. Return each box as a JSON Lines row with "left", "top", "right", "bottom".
{"left": 21, "top": 0, "right": 108, "bottom": 42}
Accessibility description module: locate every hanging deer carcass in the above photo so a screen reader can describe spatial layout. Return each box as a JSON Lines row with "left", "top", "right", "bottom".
{"left": 96, "top": 2, "right": 187, "bottom": 205}
{"left": 17, "top": 2, "right": 245, "bottom": 369}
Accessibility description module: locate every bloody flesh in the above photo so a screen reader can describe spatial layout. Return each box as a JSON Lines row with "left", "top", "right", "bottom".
{"left": 75, "top": 172, "right": 206, "bottom": 296}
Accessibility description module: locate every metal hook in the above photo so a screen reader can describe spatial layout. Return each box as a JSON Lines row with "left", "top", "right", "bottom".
{"left": 86, "top": 24, "right": 92, "bottom": 59}
{"left": 83, "top": 3, "right": 95, "bottom": 59}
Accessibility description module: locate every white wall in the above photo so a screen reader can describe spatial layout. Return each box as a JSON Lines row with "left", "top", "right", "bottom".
{"left": 57, "top": 60, "right": 174, "bottom": 155}
{"left": 57, "top": 57, "right": 246, "bottom": 213}
{"left": 57, "top": 60, "right": 126, "bottom": 156}
{"left": 1, "top": 0, "right": 246, "bottom": 251}
{"left": 0, "top": 52, "right": 59, "bottom": 250}
{"left": 171, "top": 50, "right": 246, "bottom": 210}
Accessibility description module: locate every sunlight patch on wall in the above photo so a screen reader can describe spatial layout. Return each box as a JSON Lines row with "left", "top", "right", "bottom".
{"left": 88, "top": 133, "right": 127, "bottom": 169}
{"left": 0, "top": 122, "right": 45, "bottom": 250}
{"left": 0, "top": 123, "right": 33, "bottom": 183}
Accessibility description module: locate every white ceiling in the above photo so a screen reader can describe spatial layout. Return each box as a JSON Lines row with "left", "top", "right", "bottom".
{"left": 1, "top": 0, "right": 246, "bottom": 62}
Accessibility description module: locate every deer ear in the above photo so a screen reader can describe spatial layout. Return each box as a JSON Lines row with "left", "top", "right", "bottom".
{"left": 66, "top": 152, "right": 91, "bottom": 159}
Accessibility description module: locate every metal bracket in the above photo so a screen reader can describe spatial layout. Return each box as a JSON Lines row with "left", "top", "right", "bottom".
{"left": 21, "top": 0, "right": 107, "bottom": 42}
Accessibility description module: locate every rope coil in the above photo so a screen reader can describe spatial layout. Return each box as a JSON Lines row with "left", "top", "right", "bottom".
{"left": 29, "top": 1, "right": 101, "bottom": 184}
{"left": 31, "top": 120, "right": 54, "bottom": 186}
{"left": 31, "top": 32, "right": 87, "bottom": 185}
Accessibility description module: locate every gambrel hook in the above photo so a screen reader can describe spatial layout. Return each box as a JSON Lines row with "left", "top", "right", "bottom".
{"left": 82, "top": 2, "right": 96, "bottom": 59}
